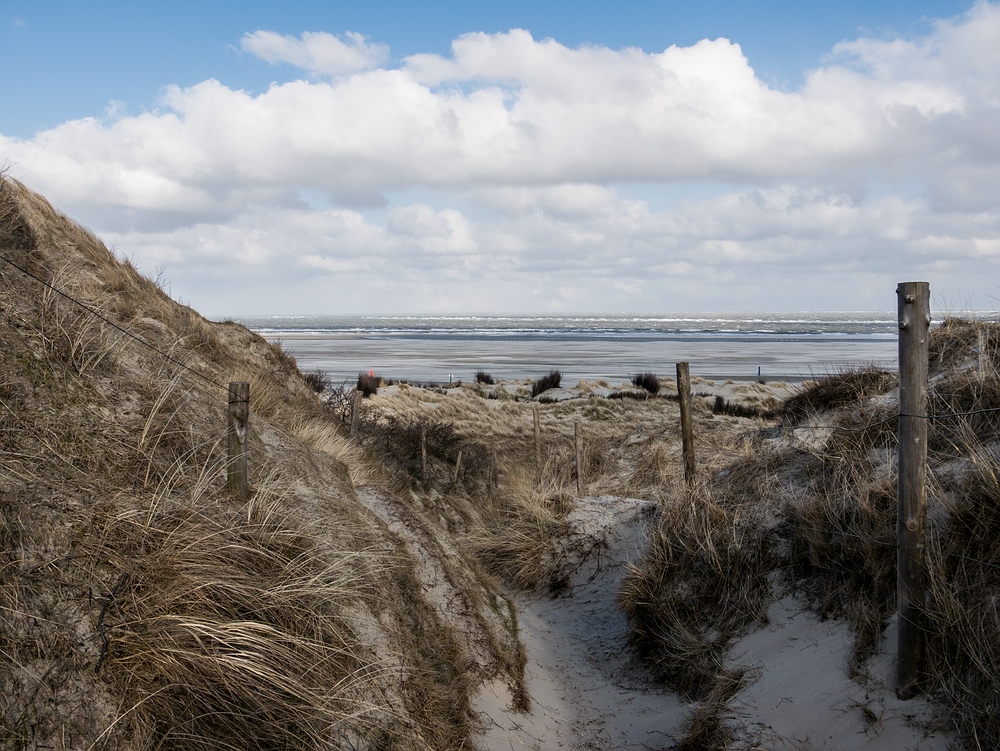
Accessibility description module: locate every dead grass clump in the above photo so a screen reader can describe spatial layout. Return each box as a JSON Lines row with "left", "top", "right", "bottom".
{"left": 621, "top": 440, "right": 676, "bottom": 498}
{"left": 470, "top": 466, "right": 574, "bottom": 591}
{"left": 475, "top": 370, "right": 495, "bottom": 385}
{"left": 782, "top": 366, "right": 896, "bottom": 424}
{"left": 619, "top": 494, "right": 774, "bottom": 700}
{"left": 89, "top": 485, "right": 403, "bottom": 751}
{"left": 357, "top": 371, "right": 380, "bottom": 398}
{"left": 922, "top": 446, "right": 1000, "bottom": 745}
{"left": 531, "top": 370, "right": 561, "bottom": 398}
{"left": 631, "top": 372, "right": 660, "bottom": 394}
{"left": 929, "top": 316, "right": 1000, "bottom": 371}
{"left": 781, "top": 478, "right": 897, "bottom": 670}
{"left": 674, "top": 667, "right": 748, "bottom": 751}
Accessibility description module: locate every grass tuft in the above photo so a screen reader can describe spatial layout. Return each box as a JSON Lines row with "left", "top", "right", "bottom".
{"left": 357, "top": 371, "right": 379, "bottom": 398}
{"left": 631, "top": 372, "right": 660, "bottom": 394}
{"left": 531, "top": 370, "right": 561, "bottom": 398}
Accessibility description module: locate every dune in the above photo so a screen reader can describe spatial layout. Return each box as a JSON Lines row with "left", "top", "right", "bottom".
{"left": 3, "top": 175, "right": 990, "bottom": 750}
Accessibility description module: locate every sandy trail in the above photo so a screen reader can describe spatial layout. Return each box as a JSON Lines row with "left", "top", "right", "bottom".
{"left": 473, "top": 496, "right": 686, "bottom": 750}
{"left": 470, "top": 494, "right": 954, "bottom": 751}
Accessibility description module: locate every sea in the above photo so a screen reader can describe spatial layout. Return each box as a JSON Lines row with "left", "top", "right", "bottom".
{"left": 236, "top": 312, "right": 927, "bottom": 386}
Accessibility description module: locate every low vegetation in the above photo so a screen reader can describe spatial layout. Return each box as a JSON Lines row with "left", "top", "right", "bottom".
{"left": 9, "top": 174, "right": 997, "bottom": 750}
{"left": 530, "top": 369, "right": 562, "bottom": 397}
{"left": 0, "top": 176, "right": 522, "bottom": 751}
{"left": 357, "top": 370, "right": 379, "bottom": 397}
{"left": 622, "top": 319, "right": 1000, "bottom": 749}
{"left": 631, "top": 371, "right": 660, "bottom": 394}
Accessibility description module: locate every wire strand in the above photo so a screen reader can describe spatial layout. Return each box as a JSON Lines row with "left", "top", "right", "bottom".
{"left": 0, "top": 251, "right": 238, "bottom": 397}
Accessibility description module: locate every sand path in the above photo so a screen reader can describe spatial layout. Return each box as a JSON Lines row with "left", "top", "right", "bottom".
{"left": 473, "top": 496, "right": 686, "bottom": 750}
{"left": 470, "top": 495, "right": 954, "bottom": 751}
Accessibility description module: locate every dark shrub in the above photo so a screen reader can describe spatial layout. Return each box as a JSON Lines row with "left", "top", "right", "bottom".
{"left": 475, "top": 370, "right": 495, "bottom": 385}
{"left": 303, "top": 369, "right": 329, "bottom": 393}
{"left": 362, "top": 415, "right": 489, "bottom": 489}
{"left": 531, "top": 370, "right": 561, "bottom": 398}
{"left": 712, "top": 396, "right": 776, "bottom": 420}
{"left": 357, "top": 371, "right": 380, "bottom": 398}
{"left": 631, "top": 372, "right": 660, "bottom": 394}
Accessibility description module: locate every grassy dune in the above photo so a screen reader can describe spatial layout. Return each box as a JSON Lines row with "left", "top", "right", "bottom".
{"left": 4, "top": 173, "right": 996, "bottom": 750}
{"left": 0, "top": 176, "right": 522, "bottom": 750}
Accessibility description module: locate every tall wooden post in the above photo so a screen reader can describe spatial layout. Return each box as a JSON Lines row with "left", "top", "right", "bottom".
{"left": 350, "top": 390, "right": 361, "bottom": 439}
{"left": 677, "top": 362, "right": 696, "bottom": 488}
{"left": 575, "top": 421, "right": 585, "bottom": 496}
{"left": 227, "top": 381, "right": 250, "bottom": 502}
{"left": 896, "top": 281, "right": 930, "bottom": 699}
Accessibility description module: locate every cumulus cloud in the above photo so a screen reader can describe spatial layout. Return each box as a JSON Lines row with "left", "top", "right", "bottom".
{"left": 2, "top": 2, "right": 1000, "bottom": 313}
{"left": 241, "top": 30, "right": 389, "bottom": 77}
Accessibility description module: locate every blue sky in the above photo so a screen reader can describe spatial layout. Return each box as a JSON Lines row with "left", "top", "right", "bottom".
{"left": 2, "top": 1, "right": 998, "bottom": 315}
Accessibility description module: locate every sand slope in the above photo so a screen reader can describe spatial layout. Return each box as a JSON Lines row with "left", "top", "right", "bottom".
{"left": 727, "top": 601, "right": 950, "bottom": 750}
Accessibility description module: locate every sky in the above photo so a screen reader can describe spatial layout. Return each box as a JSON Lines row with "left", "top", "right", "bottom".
{"left": 2, "top": 0, "right": 998, "bottom": 316}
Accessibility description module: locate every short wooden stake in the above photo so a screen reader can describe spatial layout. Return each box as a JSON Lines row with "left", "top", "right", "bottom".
{"left": 350, "top": 390, "right": 361, "bottom": 439}
{"left": 677, "top": 362, "right": 696, "bottom": 488}
{"left": 453, "top": 450, "right": 463, "bottom": 483}
{"left": 575, "top": 421, "right": 585, "bottom": 496}
{"left": 227, "top": 381, "right": 250, "bottom": 502}
{"left": 896, "top": 281, "right": 930, "bottom": 699}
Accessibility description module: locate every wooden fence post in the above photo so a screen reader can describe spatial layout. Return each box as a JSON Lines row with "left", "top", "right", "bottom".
{"left": 676, "top": 362, "right": 696, "bottom": 488}
{"left": 453, "top": 450, "right": 463, "bottom": 483}
{"left": 896, "top": 281, "right": 930, "bottom": 699}
{"left": 575, "top": 421, "right": 585, "bottom": 496}
{"left": 227, "top": 381, "right": 250, "bottom": 503}
{"left": 350, "top": 390, "right": 361, "bottom": 439}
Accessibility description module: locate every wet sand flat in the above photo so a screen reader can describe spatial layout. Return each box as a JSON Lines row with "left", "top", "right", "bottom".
{"left": 267, "top": 331, "right": 896, "bottom": 384}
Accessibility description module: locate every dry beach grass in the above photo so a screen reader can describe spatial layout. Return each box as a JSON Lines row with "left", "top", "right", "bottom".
{"left": 3, "top": 174, "right": 997, "bottom": 750}
{"left": 0, "top": 176, "right": 523, "bottom": 750}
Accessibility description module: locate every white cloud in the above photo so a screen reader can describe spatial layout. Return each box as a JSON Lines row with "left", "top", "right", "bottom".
{"left": 241, "top": 30, "right": 389, "bottom": 77}
{"left": 3, "top": 3, "right": 1000, "bottom": 313}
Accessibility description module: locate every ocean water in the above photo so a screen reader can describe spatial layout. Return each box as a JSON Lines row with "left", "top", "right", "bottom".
{"left": 238, "top": 312, "right": 905, "bottom": 385}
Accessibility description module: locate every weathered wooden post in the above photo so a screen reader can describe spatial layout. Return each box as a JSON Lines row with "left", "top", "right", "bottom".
{"left": 896, "top": 281, "right": 930, "bottom": 699}
{"left": 227, "top": 381, "right": 249, "bottom": 502}
{"left": 350, "top": 390, "right": 361, "bottom": 439}
{"left": 453, "top": 450, "right": 463, "bottom": 483}
{"left": 676, "top": 362, "right": 696, "bottom": 488}
{"left": 575, "top": 421, "right": 585, "bottom": 496}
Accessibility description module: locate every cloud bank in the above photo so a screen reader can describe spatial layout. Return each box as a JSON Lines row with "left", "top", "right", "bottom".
{"left": 3, "top": 2, "right": 1000, "bottom": 314}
